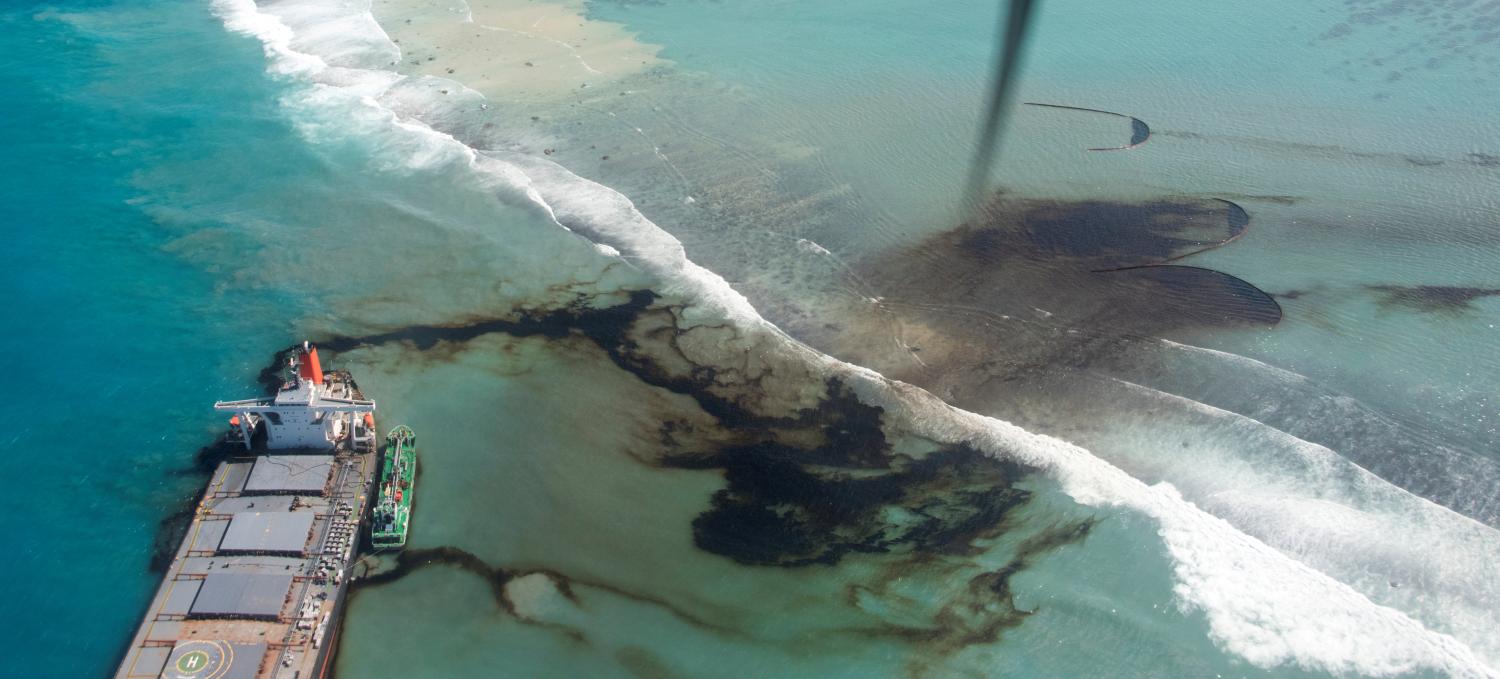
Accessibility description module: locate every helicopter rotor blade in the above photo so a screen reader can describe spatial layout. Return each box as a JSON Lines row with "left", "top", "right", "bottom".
{"left": 962, "top": 0, "right": 1039, "bottom": 216}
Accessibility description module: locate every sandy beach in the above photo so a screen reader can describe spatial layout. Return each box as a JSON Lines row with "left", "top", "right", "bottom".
{"left": 372, "top": 0, "right": 664, "bottom": 101}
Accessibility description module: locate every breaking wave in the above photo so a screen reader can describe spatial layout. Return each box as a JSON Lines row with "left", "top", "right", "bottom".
{"left": 211, "top": 0, "right": 1499, "bottom": 675}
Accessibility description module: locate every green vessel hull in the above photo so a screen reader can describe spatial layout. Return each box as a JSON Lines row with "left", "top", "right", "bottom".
{"left": 371, "top": 425, "right": 416, "bottom": 550}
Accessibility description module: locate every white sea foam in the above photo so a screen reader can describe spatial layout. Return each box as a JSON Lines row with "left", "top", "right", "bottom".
{"left": 257, "top": 0, "right": 399, "bottom": 68}
{"left": 1097, "top": 376, "right": 1500, "bottom": 654}
{"left": 1151, "top": 337, "right": 1500, "bottom": 524}
{"left": 210, "top": 0, "right": 1500, "bottom": 674}
{"left": 796, "top": 238, "right": 833, "bottom": 256}
{"left": 1158, "top": 338, "right": 1312, "bottom": 384}
{"left": 849, "top": 378, "right": 1497, "bottom": 677}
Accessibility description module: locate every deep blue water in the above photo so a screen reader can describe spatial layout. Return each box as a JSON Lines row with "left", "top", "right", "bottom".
{"left": 0, "top": 2, "right": 317, "bottom": 674}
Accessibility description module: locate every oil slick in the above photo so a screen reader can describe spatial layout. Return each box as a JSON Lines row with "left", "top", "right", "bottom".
{"left": 863, "top": 191, "right": 1279, "bottom": 388}
{"left": 293, "top": 283, "right": 1117, "bottom": 677}
{"left": 1367, "top": 285, "right": 1500, "bottom": 315}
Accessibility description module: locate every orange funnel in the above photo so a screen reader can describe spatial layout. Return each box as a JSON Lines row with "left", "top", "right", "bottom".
{"left": 299, "top": 345, "right": 325, "bottom": 385}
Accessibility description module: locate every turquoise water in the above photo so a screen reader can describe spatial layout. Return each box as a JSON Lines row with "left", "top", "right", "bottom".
{"left": 2, "top": 1, "right": 611, "bottom": 673}
{"left": 7, "top": 0, "right": 1500, "bottom": 676}
{"left": 0, "top": 4, "right": 304, "bottom": 674}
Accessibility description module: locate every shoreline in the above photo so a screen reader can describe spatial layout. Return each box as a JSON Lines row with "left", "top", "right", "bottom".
{"left": 371, "top": 0, "right": 664, "bottom": 102}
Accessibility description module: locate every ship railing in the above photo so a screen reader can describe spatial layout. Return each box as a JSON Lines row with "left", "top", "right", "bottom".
{"left": 213, "top": 397, "right": 276, "bottom": 409}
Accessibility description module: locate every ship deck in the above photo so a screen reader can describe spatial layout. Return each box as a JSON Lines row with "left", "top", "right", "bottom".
{"left": 115, "top": 440, "right": 376, "bottom": 679}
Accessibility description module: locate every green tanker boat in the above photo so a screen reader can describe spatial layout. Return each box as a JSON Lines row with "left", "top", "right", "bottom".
{"left": 371, "top": 425, "right": 417, "bottom": 550}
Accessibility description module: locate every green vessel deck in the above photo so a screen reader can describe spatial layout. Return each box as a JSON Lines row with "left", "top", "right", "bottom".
{"left": 371, "top": 425, "right": 416, "bottom": 550}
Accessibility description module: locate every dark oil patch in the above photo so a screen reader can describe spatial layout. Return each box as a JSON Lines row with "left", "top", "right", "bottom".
{"left": 849, "top": 192, "right": 1280, "bottom": 400}
{"left": 1094, "top": 198, "right": 1251, "bottom": 268}
{"left": 678, "top": 424, "right": 1034, "bottom": 567}
{"left": 1157, "top": 128, "right": 1469, "bottom": 170}
{"left": 950, "top": 195, "right": 1250, "bottom": 272}
{"left": 352, "top": 546, "right": 586, "bottom": 643}
{"left": 356, "top": 546, "right": 513, "bottom": 610}
{"left": 840, "top": 519, "right": 1096, "bottom": 675}
{"left": 1368, "top": 284, "right": 1500, "bottom": 313}
{"left": 350, "top": 545, "right": 742, "bottom": 645}
{"left": 286, "top": 294, "right": 1092, "bottom": 662}
{"left": 1469, "top": 153, "right": 1500, "bottom": 168}
{"left": 927, "top": 520, "right": 1093, "bottom": 645}
{"left": 305, "top": 304, "right": 1056, "bottom": 571}
{"left": 1097, "top": 266, "right": 1282, "bottom": 327}
{"left": 301, "top": 291, "right": 782, "bottom": 425}
{"left": 883, "top": 193, "right": 1277, "bottom": 332}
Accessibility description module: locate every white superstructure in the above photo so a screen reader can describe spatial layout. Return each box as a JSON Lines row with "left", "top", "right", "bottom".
{"left": 216, "top": 342, "right": 377, "bottom": 451}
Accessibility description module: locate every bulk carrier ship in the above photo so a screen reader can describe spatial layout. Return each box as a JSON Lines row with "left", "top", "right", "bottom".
{"left": 116, "top": 343, "right": 379, "bottom": 679}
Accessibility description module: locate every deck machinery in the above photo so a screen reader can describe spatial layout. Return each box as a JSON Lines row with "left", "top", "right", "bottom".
{"left": 116, "top": 343, "right": 377, "bottom": 679}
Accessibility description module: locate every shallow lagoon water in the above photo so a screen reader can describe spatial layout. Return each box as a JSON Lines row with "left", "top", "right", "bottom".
{"left": 332, "top": 332, "right": 1252, "bottom": 677}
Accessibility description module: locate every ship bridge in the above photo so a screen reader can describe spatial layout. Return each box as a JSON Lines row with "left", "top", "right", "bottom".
{"left": 215, "top": 343, "right": 376, "bottom": 451}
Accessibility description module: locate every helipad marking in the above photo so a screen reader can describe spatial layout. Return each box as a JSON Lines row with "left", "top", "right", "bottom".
{"left": 175, "top": 650, "right": 211, "bottom": 674}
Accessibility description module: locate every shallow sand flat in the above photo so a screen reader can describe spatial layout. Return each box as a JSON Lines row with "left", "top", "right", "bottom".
{"left": 372, "top": 0, "right": 664, "bottom": 101}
